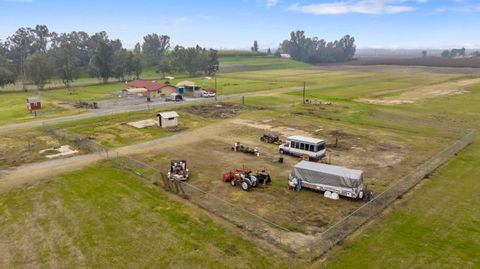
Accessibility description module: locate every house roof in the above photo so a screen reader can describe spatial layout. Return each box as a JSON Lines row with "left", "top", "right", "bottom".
{"left": 158, "top": 111, "right": 179, "bottom": 118}
{"left": 127, "top": 80, "right": 172, "bottom": 91}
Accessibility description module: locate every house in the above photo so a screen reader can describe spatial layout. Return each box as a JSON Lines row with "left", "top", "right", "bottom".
{"left": 176, "top": 80, "right": 202, "bottom": 98}
{"left": 126, "top": 80, "right": 177, "bottom": 99}
{"left": 157, "top": 111, "right": 179, "bottom": 128}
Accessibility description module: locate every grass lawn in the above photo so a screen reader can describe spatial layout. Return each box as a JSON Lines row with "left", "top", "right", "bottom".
{"left": 0, "top": 91, "right": 85, "bottom": 126}
{"left": 0, "top": 162, "right": 295, "bottom": 268}
{"left": 57, "top": 106, "right": 217, "bottom": 148}
{"left": 322, "top": 136, "right": 480, "bottom": 269}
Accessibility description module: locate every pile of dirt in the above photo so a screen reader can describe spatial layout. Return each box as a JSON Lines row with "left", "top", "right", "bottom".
{"left": 186, "top": 103, "right": 245, "bottom": 118}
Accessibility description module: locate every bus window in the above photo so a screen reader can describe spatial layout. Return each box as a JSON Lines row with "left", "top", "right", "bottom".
{"left": 300, "top": 143, "right": 305, "bottom": 150}
{"left": 309, "top": 144, "right": 314, "bottom": 152}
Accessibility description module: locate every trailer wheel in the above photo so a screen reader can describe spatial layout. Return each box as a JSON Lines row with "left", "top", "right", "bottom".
{"left": 241, "top": 180, "right": 251, "bottom": 191}
{"left": 230, "top": 180, "right": 236, "bottom": 186}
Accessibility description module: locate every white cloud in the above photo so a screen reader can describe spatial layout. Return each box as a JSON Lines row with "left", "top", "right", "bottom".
{"left": 265, "top": 0, "right": 280, "bottom": 7}
{"left": 288, "top": 0, "right": 424, "bottom": 15}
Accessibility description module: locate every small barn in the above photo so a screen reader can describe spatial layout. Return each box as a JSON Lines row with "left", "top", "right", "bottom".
{"left": 27, "top": 97, "right": 41, "bottom": 111}
{"left": 176, "top": 81, "right": 202, "bottom": 98}
{"left": 127, "top": 80, "right": 177, "bottom": 99}
{"left": 157, "top": 111, "right": 179, "bottom": 128}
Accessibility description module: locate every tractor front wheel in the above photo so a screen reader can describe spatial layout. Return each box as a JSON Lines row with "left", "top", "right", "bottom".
{"left": 231, "top": 180, "right": 236, "bottom": 186}
{"left": 241, "top": 180, "right": 251, "bottom": 191}
{"left": 279, "top": 149, "right": 285, "bottom": 155}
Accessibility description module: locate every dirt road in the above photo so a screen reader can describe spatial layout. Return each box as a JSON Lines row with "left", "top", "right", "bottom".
{"left": 0, "top": 121, "right": 230, "bottom": 192}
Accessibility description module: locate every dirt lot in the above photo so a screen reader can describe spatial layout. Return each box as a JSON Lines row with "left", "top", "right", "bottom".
{"left": 185, "top": 102, "right": 246, "bottom": 118}
{"left": 135, "top": 118, "right": 422, "bottom": 237}
{"left": 0, "top": 129, "right": 83, "bottom": 171}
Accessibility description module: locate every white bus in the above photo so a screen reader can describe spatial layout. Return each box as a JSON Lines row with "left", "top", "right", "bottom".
{"left": 279, "top": 135, "right": 326, "bottom": 161}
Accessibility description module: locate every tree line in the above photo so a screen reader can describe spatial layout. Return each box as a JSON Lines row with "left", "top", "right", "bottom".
{"left": 277, "top": 30, "right": 356, "bottom": 63}
{"left": 0, "top": 25, "right": 219, "bottom": 90}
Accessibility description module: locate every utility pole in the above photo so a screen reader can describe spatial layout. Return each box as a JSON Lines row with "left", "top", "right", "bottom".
{"left": 303, "top": 81, "right": 306, "bottom": 104}
{"left": 215, "top": 77, "right": 218, "bottom": 101}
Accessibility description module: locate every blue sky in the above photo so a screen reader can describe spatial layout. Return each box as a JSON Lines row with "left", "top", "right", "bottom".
{"left": 0, "top": 0, "right": 479, "bottom": 49}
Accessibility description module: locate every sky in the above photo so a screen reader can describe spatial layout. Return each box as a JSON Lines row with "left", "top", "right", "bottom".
{"left": 0, "top": 0, "right": 479, "bottom": 50}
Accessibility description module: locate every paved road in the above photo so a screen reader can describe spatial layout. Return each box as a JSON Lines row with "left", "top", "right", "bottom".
{"left": 0, "top": 87, "right": 302, "bottom": 134}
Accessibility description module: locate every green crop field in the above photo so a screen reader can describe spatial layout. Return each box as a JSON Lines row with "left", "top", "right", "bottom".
{"left": 0, "top": 163, "right": 295, "bottom": 268}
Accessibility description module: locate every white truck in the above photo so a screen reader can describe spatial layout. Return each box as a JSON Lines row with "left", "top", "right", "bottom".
{"left": 279, "top": 136, "right": 326, "bottom": 161}
{"left": 288, "top": 161, "right": 373, "bottom": 201}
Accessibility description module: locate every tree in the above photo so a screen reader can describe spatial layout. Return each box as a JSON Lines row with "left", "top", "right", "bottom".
{"left": 0, "top": 54, "right": 17, "bottom": 87}
{"left": 54, "top": 38, "right": 80, "bottom": 91}
{"left": 441, "top": 50, "right": 450, "bottom": 58}
{"left": 33, "top": 25, "right": 50, "bottom": 53}
{"left": 88, "top": 32, "right": 117, "bottom": 83}
{"left": 142, "top": 34, "right": 170, "bottom": 66}
{"left": 134, "top": 42, "right": 141, "bottom": 55}
{"left": 279, "top": 31, "right": 356, "bottom": 64}
{"left": 156, "top": 56, "right": 173, "bottom": 77}
{"left": 26, "top": 51, "right": 53, "bottom": 90}
{"left": 7, "top": 27, "right": 37, "bottom": 90}
{"left": 422, "top": 50, "right": 427, "bottom": 57}
{"left": 267, "top": 48, "right": 272, "bottom": 55}
{"left": 251, "top": 40, "right": 259, "bottom": 52}
{"left": 131, "top": 53, "right": 143, "bottom": 79}
{"left": 113, "top": 48, "right": 130, "bottom": 81}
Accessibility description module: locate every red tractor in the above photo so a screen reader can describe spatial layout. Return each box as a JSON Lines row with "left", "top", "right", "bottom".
{"left": 222, "top": 169, "right": 271, "bottom": 191}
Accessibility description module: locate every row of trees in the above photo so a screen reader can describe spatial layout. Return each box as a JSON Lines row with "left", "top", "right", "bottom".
{"left": 0, "top": 25, "right": 219, "bottom": 90}
{"left": 278, "top": 30, "right": 356, "bottom": 63}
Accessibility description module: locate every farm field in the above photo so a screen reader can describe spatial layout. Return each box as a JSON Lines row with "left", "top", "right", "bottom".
{"left": 0, "top": 163, "right": 295, "bottom": 268}
{"left": 1, "top": 60, "right": 480, "bottom": 267}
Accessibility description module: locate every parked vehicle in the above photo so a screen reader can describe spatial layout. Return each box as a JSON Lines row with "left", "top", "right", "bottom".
{"left": 167, "top": 160, "right": 189, "bottom": 181}
{"left": 232, "top": 142, "right": 259, "bottom": 157}
{"left": 202, "top": 91, "right": 216, "bottom": 98}
{"left": 166, "top": 93, "right": 183, "bottom": 102}
{"left": 260, "top": 134, "right": 282, "bottom": 144}
{"left": 279, "top": 135, "right": 326, "bottom": 161}
{"left": 288, "top": 160, "right": 373, "bottom": 201}
{"left": 222, "top": 169, "right": 271, "bottom": 191}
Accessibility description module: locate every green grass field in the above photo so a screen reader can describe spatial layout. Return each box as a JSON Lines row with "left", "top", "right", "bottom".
{"left": 323, "top": 137, "right": 480, "bottom": 268}
{"left": 0, "top": 162, "right": 295, "bottom": 268}
{"left": 1, "top": 57, "right": 480, "bottom": 268}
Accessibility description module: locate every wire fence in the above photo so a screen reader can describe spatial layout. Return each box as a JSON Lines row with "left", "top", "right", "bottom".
{"left": 303, "top": 130, "right": 476, "bottom": 261}
{"left": 42, "top": 123, "right": 475, "bottom": 260}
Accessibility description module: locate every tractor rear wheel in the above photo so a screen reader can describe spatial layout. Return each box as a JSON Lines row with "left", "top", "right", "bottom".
{"left": 241, "top": 180, "right": 251, "bottom": 191}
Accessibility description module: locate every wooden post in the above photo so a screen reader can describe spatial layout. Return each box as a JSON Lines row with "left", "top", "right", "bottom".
{"left": 215, "top": 77, "right": 217, "bottom": 101}
{"left": 303, "top": 81, "right": 306, "bottom": 104}
{"left": 242, "top": 96, "right": 245, "bottom": 105}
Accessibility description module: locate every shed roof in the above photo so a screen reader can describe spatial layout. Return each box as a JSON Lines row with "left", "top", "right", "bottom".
{"left": 287, "top": 135, "right": 324, "bottom": 144}
{"left": 176, "top": 80, "right": 195, "bottom": 87}
{"left": 158, "top": 111, "right": 179, "bottom": 118}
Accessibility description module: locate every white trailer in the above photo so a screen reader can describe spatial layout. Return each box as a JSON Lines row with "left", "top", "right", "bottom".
{"left": 288, "top": 161, "right": 372, "bottom": 200}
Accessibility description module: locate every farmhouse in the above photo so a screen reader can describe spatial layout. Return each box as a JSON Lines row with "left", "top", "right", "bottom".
{"left": 157, "top": 111, "right": 179, "bottom": 128}
{"left": 176, "top": 81, "right": 202, "bottom": 98}
{"left": 126, "top": 80, "right": 177, "bottom": 99}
